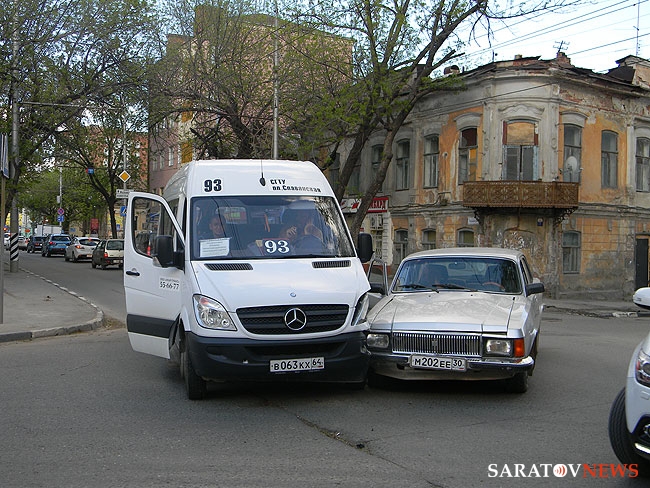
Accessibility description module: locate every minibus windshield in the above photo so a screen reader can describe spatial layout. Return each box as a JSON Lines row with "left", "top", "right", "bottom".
{"left": 190, "top": 195, "right": 356, "bottom": 260}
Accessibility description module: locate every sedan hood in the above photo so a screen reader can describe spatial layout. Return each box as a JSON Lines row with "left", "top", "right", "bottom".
{"left": 369, "top": 291, "right": 520, "bottom": 333}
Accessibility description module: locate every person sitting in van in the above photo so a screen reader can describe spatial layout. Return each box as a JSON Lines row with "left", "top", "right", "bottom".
{"left": 197, "top": 214, "right": 230, "bottom": 257}
{"left": 278, "top": 209, "right": 323, "bottom": 243}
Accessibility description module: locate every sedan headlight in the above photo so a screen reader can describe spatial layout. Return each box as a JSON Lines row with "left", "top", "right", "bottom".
{"left": 484, "top": 338, "right": 525, "bottom": 357}
{"left": 366, "top": 333, "right": 390, "bottom": 349}
{"left": 193, "top": 295, "right": 236, "bottom": 330}
{"left": 485, "top": 339, "right": 513, "bottom": 357}
{"left": 635, "top": 348, "right": 650, "bottom": 387}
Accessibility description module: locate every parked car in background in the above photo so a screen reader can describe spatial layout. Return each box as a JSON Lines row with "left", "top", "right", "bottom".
{"left": 3, "top": 233, "right": 9, "bottom": 249}
{"left": 65, "top": 237, "right": 100, "bottom": 262}
{"left": 17, "top": 235, "right": 27, "bottom": 250}
{"left": 366, "top": 247, "right": 545, "bottom": 393}
{"left": 41, "top": 234, "right": 72, "bottom": 257}
{"left": 91, "top": 239, "right": 124, "bottom": 269}
{"left": 26, "top": 235, "right": 46, "bottom": 253}
{"left": 608, "top": 328, "right": 650, "bottom": 477}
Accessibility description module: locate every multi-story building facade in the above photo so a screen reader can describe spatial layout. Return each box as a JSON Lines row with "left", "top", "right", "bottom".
{"left": 339, "top": 53, "right": 650, "bottom": 299}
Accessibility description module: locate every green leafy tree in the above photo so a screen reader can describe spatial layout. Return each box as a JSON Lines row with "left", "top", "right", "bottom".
{"left": 0, "top": 0, "right": 160, "bottom": 224}
{"left": 284, "top": 0, "right": 573, "bottom": 237}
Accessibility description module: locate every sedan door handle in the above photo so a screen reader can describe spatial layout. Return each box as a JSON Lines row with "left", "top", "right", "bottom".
{"left": 125, "top": 270, "right": 140, "bottom": 276}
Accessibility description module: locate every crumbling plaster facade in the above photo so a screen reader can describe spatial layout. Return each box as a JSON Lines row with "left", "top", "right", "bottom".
{"left": 344, "top": 54, "right": 650, "bottom": 299}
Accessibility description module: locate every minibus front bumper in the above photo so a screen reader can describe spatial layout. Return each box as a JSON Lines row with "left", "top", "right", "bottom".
{"left": 186, "top": 331, "right": 370, "bottom": 383}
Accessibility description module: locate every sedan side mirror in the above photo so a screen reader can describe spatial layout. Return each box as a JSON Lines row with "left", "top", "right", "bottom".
{"left": 525, "top": 282, "right": 545, "bottom": 296}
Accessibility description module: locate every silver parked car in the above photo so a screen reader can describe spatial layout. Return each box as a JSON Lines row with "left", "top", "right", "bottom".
{"left": 366, "top": 247, "right": 545, "bottom": 393}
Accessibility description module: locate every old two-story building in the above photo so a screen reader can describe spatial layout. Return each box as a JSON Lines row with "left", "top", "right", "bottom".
{"left": 338, "top": 53, "right": 650, "bottom": 299}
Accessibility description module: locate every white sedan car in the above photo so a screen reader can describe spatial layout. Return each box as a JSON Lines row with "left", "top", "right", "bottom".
{"left": 64, "top": 237, "right": 100, "bottom": 262}
{"left": 608, "top": 329, "right": 650, "bottom": 477}
{"left": 366, "top": 247, "right": 545, "bottom": 393}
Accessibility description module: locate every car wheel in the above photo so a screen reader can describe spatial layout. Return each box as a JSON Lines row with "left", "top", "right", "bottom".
{"left": 181, "top": 342, "right": 206, "bottom": 400}
{"left": 101, "top": 263, "right": 106, "bottom": 270}
{"left": 91, "top": 260, "right": 96, "bottom": 269}
{"left": 72, "top": 254, "right": 78, "bottom": 263}
{"left": 609, "top": 388, "right": 650, "bottom": 476}
{"left": 64, "top": 254, "right": 69, "bottom": 262}
{"left": 504, "top": 371, "right": 529, "bottom": 393}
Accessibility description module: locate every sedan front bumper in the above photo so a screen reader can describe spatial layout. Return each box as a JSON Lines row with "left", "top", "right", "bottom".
{"left": 369, "top": 352, "right": 534, "bottom": 381}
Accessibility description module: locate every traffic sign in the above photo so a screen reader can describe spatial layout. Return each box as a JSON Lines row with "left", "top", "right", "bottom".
{"left": 116, "top": 188, "right": 131, "bottom": 199}
{"left": 119, "top": 171, "right": 130, "bottom": 182}
{"left": 57, "top": 208, "right": 64, "bottom": 215}
{"left": 57, "top": 215, "right": 64, "bottom": 222}
{"left": 120, "top": 205, "right": 127, "bottom": 217}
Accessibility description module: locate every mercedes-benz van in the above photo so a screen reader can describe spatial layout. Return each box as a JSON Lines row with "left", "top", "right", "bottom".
{"left": 124, "top": 159, "right": 373, "bottom": 399}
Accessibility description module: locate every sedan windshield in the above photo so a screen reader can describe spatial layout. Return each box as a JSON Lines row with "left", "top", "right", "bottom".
{"left": 392, "top": 257, "right": 522, "bottom": 294}
{"left": 191, "top": 195, "right": 354, "bottom": 260}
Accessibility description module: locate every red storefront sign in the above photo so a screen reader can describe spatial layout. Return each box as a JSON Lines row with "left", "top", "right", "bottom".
{"left": 340, "top": 196, "right": 388, "bottom": 213}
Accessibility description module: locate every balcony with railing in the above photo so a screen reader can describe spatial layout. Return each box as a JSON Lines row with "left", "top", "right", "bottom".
{"left": 462, "top": 181, "right": 579, "bottom": 210}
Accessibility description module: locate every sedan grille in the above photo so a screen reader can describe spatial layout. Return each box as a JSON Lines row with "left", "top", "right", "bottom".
{"left": 392, "top": 332, "right": 481, "bottom": 357}
{"left": 237, "top": 304, "right": 349, "bottom": 335}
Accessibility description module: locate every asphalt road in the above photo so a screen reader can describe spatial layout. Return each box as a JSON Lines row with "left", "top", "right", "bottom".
{"left": 2, "top": 251, "right": 650, "bottom": 486}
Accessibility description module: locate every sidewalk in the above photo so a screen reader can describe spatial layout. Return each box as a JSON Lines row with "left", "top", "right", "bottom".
{"left": 0, "top": 263, "right": 104, "bottom": 343}
{"left": 0, "top": 261, "right": 647, "bottom": 344}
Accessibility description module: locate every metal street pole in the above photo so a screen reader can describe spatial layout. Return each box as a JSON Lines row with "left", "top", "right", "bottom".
{"left": 9, "top": 7, "right": 19, "bottom": 272}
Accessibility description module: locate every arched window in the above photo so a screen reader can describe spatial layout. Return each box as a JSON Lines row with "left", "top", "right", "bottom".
{"left": 424, "top": 135, "right": 439, "bottom": 188}
{"left": 457, "top": 229, "right": 474, "bottom": 247}
{"left": 503, "top": 121, "right": 538, "bottom": 181}
{"left": 396, "top": 140, "right": 410, "bottom": 190}
{"left": 636, "top": 137, "right": 650, "bottom": 192}
{"left": 563, "top": 124, "right": 582, "bottom": 182}
{"left": 459, "top": 128, "right": 477, "bottom": 184}
{"left": 601, "top": 131, "right": 618, "bottom": 189}
{"left": 422, "top": 229, "right": 436, "bottom": 250}
{"left": 394, "top": 229, "right": 408, "bottom": 263}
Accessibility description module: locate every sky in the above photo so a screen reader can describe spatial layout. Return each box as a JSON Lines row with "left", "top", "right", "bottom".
{"left": 454, "top": 0, "right": 649, "bottom": 73}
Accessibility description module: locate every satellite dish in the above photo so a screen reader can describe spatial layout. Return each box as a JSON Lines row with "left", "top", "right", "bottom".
{"left": 565, "top": 156, "right": 578, "bottom": 173}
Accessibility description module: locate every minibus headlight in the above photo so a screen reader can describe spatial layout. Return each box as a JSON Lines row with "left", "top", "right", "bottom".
{"left": 193, "top": 295, "right": 237, "bottom": 331}
{"left": 351, "top": 293, "right": 369, "bottom": 327}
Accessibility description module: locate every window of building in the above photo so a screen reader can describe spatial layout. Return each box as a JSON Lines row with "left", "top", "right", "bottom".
{"left": 563, "top": 124, "right": 581, "bottom": 182}
{"left": 637, "top": 137, "right": 650, "bottom": 192}
{"left": 503, "top": 121, "right": 538, "bottom": 181}
{"left": 396, "top": 140, "right": 410, "bottom": 190}
{"left": 347, "top": 163, "right": 361, "bottom": 195}
{"left": 328, "top": 152, "right": 340, "bottom": 192}
{"left": 424, "top": 135, "right": 439, "bottom": 188}
{"left": 422, "top": 229, "right": 436, "bottom": 250}
{"left": 459, "top": 128, "right": 477, "bottom": 184}
{"left": 168, "top": 147, "right": 174, "bottom": 166}
{"left": 601, "top": 131, "right": 618, "bottom": 188}
{"left": 562, "top": 231, "right": 581, "bottom": 274}
{"left": 457, "top": 229, "right": 474, "bottom": 247}
{"left": 371, "top": 145, "right": 383, "bottom": 192}
{"left": 394, "top": 229, "right": 408, "bottom": 263}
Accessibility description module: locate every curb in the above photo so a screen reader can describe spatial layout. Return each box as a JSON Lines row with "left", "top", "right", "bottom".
{"left": 0, "top": 268, "right": 105, "bottom": 344}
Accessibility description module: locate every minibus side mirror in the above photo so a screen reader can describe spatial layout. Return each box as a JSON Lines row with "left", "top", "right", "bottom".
{"left": 153, "top": 235, "right": 184, "bottom": 269}
{"left": 357, "top": 232, "right": 373, "bottom": 263}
